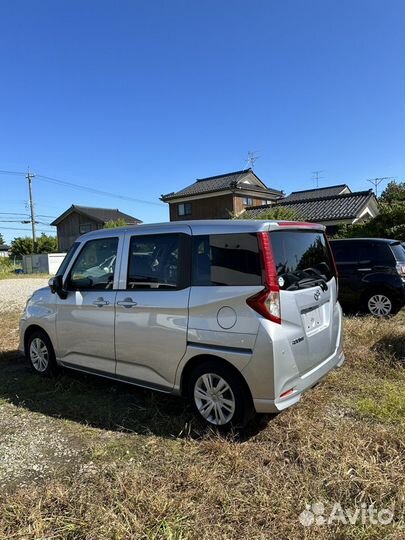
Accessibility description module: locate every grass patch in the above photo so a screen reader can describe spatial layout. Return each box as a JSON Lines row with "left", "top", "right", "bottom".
{"left": 355, "top": 380, "right": 405, "bottom": 430}
{"left": 0, "top": 310, "right": 405, "bottom": 539}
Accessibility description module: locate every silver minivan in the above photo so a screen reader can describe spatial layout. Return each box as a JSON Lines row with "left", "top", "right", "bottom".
{"left": 20, "top": 220, "right": 344, "bottom": 428}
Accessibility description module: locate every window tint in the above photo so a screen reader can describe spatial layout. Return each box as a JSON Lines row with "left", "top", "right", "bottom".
{"left": 270, "top": 231, "right": 334, "bottom": 289}
{"left": 330, "top": 241, "right": 359, "bottom": 263}
{"left": 192, "top": 233, "right": 262, "bottom": 286}
{"left": 127, "top": 234, "right": 181, "bottom": 289}
{"left": 390, "top": 242, "right": 405, "bottom": 262}
{"left": 331, "top": 240, "right": 393, "bottom": 264}
{"left": 68, "top": 237, "right": 118, "bottom": 290}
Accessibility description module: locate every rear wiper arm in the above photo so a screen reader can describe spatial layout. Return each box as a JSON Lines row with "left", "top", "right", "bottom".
{"left": 287, "top": 277, "right": 328, "bottom": 291}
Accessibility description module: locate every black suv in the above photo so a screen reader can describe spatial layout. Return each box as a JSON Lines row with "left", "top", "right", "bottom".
{"left": 330, "top": 238, "right": 405, "bottom": 316}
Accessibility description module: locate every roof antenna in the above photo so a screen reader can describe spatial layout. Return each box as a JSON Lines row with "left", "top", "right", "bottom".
{"left": 312, "top": 170, "right": 324, "bottom": 188}
{"left": 245, "top": 151, "right": 260, "bottom": 170}
{"left": 366, "top": 177, "right": 394, "bottom": 198}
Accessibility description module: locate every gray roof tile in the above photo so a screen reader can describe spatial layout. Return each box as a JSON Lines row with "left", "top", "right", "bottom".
{"left": 161, "top": 169, "right": 283, "bottom": 201}
{"left": 51, "top": 205, "right": 142, "bottom": 226}
{"left": 244, "top": 190, "right": 375, "bottom": 221}
{"left": 283, "top": 184, "right": 350, "bottom": 202}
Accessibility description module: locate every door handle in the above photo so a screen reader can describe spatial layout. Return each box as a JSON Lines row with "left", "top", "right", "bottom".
{"left": 117, "top": 298, "right": 138, "bottom": 308}
{"left": 92, "top": 298, "right": 110, "bottom": 307}
{"left": 357, "top": 268, "right": 372, "bottom": 272}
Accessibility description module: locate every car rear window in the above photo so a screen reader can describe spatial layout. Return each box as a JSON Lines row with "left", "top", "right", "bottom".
{"left": 390, "top": 242, "right": 405, "bottom": 262}
{"left": 270, "top": 230, "right": 334, "bottom": 290}
{"left": 192, "top": 233, "right": 262, "bottom": 286}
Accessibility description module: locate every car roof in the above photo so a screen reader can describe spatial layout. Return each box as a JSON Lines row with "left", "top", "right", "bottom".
{"left": 79, "top": 219, "right": 325, "bottom": 241}
{"left": 330, "top": 238, "right": 400, "bottom": 244}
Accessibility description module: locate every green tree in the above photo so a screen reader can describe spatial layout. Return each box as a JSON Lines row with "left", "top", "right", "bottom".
{"left": 380, "top": 180, "right": 405, "bottom": 204}
{"left": 332, "top": 180, "right": 405, "bottom": 241}
{"left": 233, "top": 205, "right": 299, "bottom": 221}
{"left": 10, "top": 237, "right": 33, "bottom": 258}
{"left": 9, "top": 234, "right": 58, "bottom": 257}
{"left": 103, "top": 218, "right": 127, "bottom": 228}
{"left": 0, "top": 232, "right": 5, "bottom": 245}
{"left": 37, "top": 233, "right": 58, "bottom": 253}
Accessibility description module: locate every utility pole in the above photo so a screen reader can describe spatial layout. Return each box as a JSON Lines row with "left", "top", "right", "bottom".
{"left": 366, "top": 177, "right": 393, "bottom": 198}
{"left": 26, "top": 168, "right": 36, "bottom": 252}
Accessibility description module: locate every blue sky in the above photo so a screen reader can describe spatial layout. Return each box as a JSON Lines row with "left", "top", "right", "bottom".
{"left": 0, "top": 0, "right": 404, "bottom": 243}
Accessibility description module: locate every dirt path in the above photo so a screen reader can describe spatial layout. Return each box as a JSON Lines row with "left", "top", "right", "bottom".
{"left": 0, "top": 278, "right": 49, "bottom": 314}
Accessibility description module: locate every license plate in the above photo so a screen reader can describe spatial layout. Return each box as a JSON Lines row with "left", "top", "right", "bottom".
{"left": 302, "top": 306, "right": 323, "bottom": 334}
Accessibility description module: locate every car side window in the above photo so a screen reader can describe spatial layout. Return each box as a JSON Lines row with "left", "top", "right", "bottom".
{"left": 192, "top": 233, "right": 262, "bottom": 286}
{"left": 331, "top": 242, "right": 359, "bottom": 264}
{"left": 67, "top": 237, "right": 119, "bottom": 291}
{"left": 127, "top": 233, "right": 181, "bottom": 290}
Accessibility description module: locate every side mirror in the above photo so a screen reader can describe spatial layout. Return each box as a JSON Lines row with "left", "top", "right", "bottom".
{"left": 48, "top": 275, "right": 67, "bottom": 299}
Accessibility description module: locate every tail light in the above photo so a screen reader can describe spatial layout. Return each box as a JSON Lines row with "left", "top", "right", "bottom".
{"left": 246, "top": 232, "right": 281, "bottom": 324}
{"left": 396, "top": 262, "right": 405, "bottom": 278}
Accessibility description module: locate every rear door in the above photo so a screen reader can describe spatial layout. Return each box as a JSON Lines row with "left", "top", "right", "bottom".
{"left": 187, "top": 233, "right": 263, "bottom": 356}
{"left": 114, "top": 229, "right": 191, "bottom": 390}
{"left": 329, "top": 240, "right": 363, "bottom": 306}
{"left": 269, "top": 228, "right": 339, "bottom": 374}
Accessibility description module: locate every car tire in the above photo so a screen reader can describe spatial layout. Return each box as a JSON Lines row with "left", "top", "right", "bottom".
{"left": 188, "top": 360, "right": 255, "bottom": 430}
{"left": 26, "top": 330, "right": 57, "bottom": 376}
{"left": 364, "top": 290, "right": 400, "bottom": 317}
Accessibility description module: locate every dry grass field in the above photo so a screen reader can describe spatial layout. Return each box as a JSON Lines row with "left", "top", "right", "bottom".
{"left": 1, "top": 305, "right": 405, "bottom": 539}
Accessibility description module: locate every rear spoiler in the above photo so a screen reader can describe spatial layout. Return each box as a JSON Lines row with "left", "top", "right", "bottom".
{"left": 268, "top": 221, "right": 326, "bottom": 232}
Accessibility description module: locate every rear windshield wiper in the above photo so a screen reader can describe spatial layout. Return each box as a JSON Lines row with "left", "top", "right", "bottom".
{"left": 286, "top": 277, "right": 328, "bottom": 291}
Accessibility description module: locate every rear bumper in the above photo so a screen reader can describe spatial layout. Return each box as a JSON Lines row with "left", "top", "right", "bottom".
{"left": 253, "top": 347, "right": 345, "bottom": 413}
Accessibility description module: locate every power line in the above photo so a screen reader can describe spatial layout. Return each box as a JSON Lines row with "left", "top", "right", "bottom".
{"left": 0, "top": 226, "right": 54, "bottom": 232}
{"left": 0, "top": 169, "right": 165, "bottom": 207}
{"left": 0, "top": 212, "right": 30, "bottom": 216}
{"left": 0, "top": 212, "right": 57, "bottom": 219}
{"left": 0, "top": 220, "right": 33, "bottom": 223}
{"left": 36, "top": 174, "right": 165, "bottom": 207}
{"left": 0, "top": 169, "right": 26, "bottom": 176}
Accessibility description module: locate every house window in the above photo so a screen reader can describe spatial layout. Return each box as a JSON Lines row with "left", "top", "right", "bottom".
{"left": 178, "top": 202, "right": 192, "bottom": 216}
{"left": 242, "top": 197, "right": 253, "bottom": 206}
{"left": 79, "top": 223, "right": 93, "bottom": 234}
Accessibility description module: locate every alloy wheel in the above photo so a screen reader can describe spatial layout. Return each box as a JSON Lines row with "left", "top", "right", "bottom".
{"left": 194, "top": 373, "right": 236, "bottom": 426}
{"left": 367, "top": 294, "right": 392, "bottom": 317}
{"left": 30, "top": 337, "right": 49, "bottom": 372}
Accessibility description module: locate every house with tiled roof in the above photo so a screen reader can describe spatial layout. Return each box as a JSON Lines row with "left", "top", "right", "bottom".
{"left": 51, "top": 205, "right": 142, "bottom": 251}
{"left": 160, "top": 169, "right": 284, "bottom": 221}
{"left": 282, "top": 184, "right": 351, "bottom": 202}
{"left": 244, "top": 186, "right": 379, "bottom": 234}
